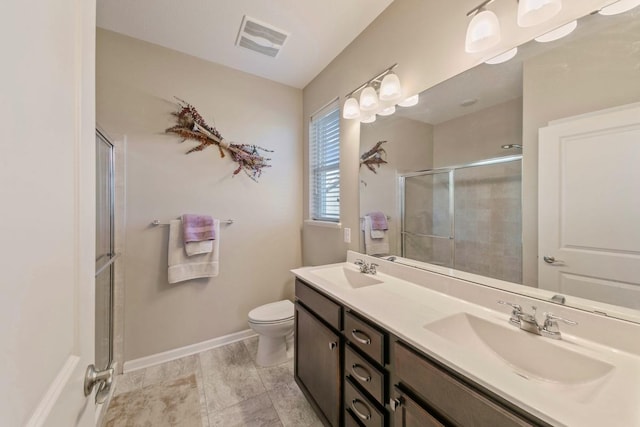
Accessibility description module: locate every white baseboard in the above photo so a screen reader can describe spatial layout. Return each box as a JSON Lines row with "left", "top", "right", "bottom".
{"left": 122, "top": 329, "right": 257, "bottom": 373}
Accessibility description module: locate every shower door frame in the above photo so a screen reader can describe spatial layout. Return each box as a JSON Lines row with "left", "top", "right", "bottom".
{"left": 399, "top": 154, "right": 523, "bottom": 267}
{"left": 95, "top": 128, "right": 116, "bottom": 371}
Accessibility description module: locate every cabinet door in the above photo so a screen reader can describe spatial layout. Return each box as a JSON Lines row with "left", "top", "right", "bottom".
{"left": 392, "top": 390, "right": 444, "bottom": 427}
{"left": 295, "top": 303, "right": 341, "bottom": 426}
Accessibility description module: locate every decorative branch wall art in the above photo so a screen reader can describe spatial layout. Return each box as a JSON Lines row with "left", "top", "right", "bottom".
{"left": 360, "top": 140, "right": 388, "bottom": 173}
{"left": 165, "top": 98, "right": 273, "bottom": 182}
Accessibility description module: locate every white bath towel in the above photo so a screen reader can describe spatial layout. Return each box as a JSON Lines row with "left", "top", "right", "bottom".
{"left": 185, "top": 240, "right": 213, "bottom": 256}
{"left": 168, "top": 219, "right": 219, "bottom": 283}
{"left": 363, "top": 216, "right": 389, "bottom": 255}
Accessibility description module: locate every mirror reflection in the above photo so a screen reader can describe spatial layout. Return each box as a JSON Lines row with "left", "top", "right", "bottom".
{"left": 359, "top": 8, "right": 640, "bottom": 319}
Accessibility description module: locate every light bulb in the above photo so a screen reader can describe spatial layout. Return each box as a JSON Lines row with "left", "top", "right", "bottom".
{"left": 517, "top": 0, "right": 562, "bottom": 27}
{"left": 342, "top": 97, "right": 361, "bottom": 119}
{"left": 465, "top": 9, "right": 501, "bottom": 53}
{"left": 398, "top": 94, "right": 419, "bottom": 107}
{"left": 534, "top": 20, "right": 577, "bottom": 42}
{"left": 379, "top": 73, "right": 402, "bottom": 101}
{"left": 359, "top": 86, "right": 379, "bottom": 112}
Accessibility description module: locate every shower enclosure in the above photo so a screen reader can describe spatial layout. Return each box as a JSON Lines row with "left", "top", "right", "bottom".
{"left": 400, "top": 155, "right": 522, "bottom": 283}
{"left": 95, "top": 129, "right": 117, "bottom": 400}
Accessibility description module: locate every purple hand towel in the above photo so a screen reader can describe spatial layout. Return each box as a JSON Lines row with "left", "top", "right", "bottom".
{"left": 367, "top": 211, "right": 388, "bottom": 231}
{"left": 182, "top": 214, "right": 215, "bottom": 243}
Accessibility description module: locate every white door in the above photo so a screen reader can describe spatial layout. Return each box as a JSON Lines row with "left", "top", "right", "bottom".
{"left": 538, "top": 102, "right": 640, "bottom": 310}
{"left": 0, "top": 1, "right": 97, "bottom": 426}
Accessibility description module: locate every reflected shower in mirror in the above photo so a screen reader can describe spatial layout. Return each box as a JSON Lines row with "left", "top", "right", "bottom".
{"left": 359, "top": 6, "right": 640, "bottom": 321}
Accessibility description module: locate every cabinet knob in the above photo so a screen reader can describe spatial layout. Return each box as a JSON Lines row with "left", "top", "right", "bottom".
{"left": 328, "top": 341, "right": 338, "bottom": 350}
{"left": 389, "top": 397, "right": 404, "bottom": 412}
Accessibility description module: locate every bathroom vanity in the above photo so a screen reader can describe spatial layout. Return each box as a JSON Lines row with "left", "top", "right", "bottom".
{"left": 292, "top": 251, "right": 640, "bottom": 427}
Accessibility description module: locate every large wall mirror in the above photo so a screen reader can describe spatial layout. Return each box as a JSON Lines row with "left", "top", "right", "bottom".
{"left": 359, "top": 7, "right": 640, "bottom": 322}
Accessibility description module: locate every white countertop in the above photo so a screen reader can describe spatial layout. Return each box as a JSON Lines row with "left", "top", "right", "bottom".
{"left": 291, "top": 253, "right": 640, "bottom": 427}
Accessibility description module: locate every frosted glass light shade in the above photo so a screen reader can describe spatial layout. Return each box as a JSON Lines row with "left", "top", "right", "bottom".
{"left": 517, "top": 0, "right": 562, "bottom": 27}
{"left": 343, "top": 97, "right": 361, "bottom": 119}
{"left": 465, "top": 10, "right": 501, "bottom": 53}
{"left": 485, "top": 47, "right": 518, "bottom": 64}
{"left": 360, "top": 114, "right": 376, "bottom": 124}
{"left": 599, "top": 0, "right": 640, "bottom": 15}
{"left": 398, "top": 94, "right": 419, "bottom": 107}
{"left": 534, "top": 20, "right": 577, "bottom": 42}
{"left": 379, "top": 73, "right": 402, "bottom": 101}
{"left": 378, "top": 105, "right": 396, "bottom": 116}
{"left": 359, "top": 86, "right": 379, "bottom": 112}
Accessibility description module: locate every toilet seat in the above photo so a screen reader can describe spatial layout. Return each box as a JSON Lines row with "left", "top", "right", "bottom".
{"left": 248, "top": 300, "right": 294, "bottom": 324}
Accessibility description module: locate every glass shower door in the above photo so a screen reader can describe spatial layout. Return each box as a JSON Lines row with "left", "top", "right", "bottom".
{"left": 401, "top": 171, "right": 454, "bottom": 266}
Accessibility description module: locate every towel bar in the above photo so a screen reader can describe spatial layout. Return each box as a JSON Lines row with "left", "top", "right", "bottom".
{"left": 151, "top": 218, "right": 234, "bottom": 226}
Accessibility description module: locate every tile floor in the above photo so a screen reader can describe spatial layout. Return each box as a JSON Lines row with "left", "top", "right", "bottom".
{"left": 108, "top": 337, "right": 323, "bottom": 427}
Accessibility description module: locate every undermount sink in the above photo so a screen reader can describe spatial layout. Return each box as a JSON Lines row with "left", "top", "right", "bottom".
{"left": 424, "top": 313, "right": 614, "bottom": 385}
{"left": 310, "top": 266, "right": 383, "bottom": 289}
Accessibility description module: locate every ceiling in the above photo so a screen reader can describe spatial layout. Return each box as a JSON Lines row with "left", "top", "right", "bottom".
{"left": 97, "top": 0, "right": 394, "bottom": 89}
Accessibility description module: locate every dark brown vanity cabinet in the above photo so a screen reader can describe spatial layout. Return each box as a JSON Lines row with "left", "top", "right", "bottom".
{"left": 295, "top": 277, "right": 547, "bottom": 427}
{"left": 295, "top": 280, "right": 342, "bottom": 427}
{"left": 392, "top": 342, "right": 544, "bottom": 427}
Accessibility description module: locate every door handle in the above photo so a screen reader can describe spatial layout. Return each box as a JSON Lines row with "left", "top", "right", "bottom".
{"left": 543, "top": 255, "right": 564, "bottom": 265}
{"left": 328, "top": 341, "right": 338, "bottom": 350}
{"left": 84, "top": 364, "right": 114, "bottom": 398}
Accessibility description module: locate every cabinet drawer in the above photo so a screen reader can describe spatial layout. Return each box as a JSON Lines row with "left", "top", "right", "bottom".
{"left": 394, "top": 342, "right": 535, "bottom": 427}
{"left": 345, "top": 378, "right": 385, "bottom": 427}
{"left": 345, "top": 344, "right": 385, "bottom": 405}
{"left": 345, "top": 409, "right": 363, "bottom": 427}
{"left": 345, "top": 311, "right": 386, "bottom": 365}
{"left": 295, "top": 279, "right": 342, "bottom": 331}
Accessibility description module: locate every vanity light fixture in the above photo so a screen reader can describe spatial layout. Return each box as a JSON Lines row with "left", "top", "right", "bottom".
{"left": 534, "top": 20, "right": 577, "bottom": 42}
{"left": 517, "top": 0, "right": 562, "bottom": 28}
{"left": 379, "top": 73, "right": 402, "bottom": 101}
{"left": 485, "top": 47, "right": 518, "bottom": 64}
{"left": 342, "top": 97, "right": 361, "bottom": 119}
{"left": 465, "top": 0, "right": 564, "bottom": 53}
{"left": 465, "top": 1, "right": 501, "bottom": 53}
{"left": 359, "top": 85, "right": 380, "bottom": 113}
{"left": 598, "top": 0, "right": 640, "bottom": 15}
{"left": 342, "top": 64, "right": 406, "bottom": 120}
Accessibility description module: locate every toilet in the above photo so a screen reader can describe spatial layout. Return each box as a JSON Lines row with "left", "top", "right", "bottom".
{"left": 248, "top": 300, "right": 295, "bottom": 366}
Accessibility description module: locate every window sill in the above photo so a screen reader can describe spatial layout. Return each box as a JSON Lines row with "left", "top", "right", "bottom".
{"left": 304, "top": 219, "right": 342, "bottom": 229}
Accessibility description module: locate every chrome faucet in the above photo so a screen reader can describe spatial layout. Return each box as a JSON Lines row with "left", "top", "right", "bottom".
{"left": 498, "top": 301, "right": 577, "bottom": 339}
{"left": 354, "top": 259, "right": 378, "bottom": 274}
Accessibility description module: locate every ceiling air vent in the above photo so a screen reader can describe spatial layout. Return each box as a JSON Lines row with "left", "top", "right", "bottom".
{"left": 236, "top": 15, "right": 289, "bottom": 58}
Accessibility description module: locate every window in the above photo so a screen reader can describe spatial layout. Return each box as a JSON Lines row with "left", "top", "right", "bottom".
{"left": 309, "top": 99, "right": 340, "bottom": 222}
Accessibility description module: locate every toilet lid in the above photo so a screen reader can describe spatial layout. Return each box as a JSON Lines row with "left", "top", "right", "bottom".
{"left": 248, "top": 300, "right": 294, "bottom": 323}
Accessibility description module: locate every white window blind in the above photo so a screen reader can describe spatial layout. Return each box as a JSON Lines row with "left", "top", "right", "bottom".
{"left": 309, "top": 100, "right": 340, "bottom": 222}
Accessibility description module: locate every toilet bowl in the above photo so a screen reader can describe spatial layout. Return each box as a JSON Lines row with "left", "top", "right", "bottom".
{"left": 248, "top": 300, "right": 294, "bottom": 366}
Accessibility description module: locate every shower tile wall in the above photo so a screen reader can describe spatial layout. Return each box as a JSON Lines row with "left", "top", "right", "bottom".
{"left": 453, "top": 162, "right": 522, "bottom": 283}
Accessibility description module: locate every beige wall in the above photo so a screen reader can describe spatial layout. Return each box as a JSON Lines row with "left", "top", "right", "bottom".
{"left": 521, "top": 15, "right": 640, "bottom": 285}
{"left": 97, "top": 29, "right": 303, "bottom": 361}
{"left": 302, "top": 0, "right": 612, "bottom": 266}
{"left": 433, "top": 98, "right": 522, "bottom": 167}
{"left": 359, "top": 116, "right": 433, "bottom": 254}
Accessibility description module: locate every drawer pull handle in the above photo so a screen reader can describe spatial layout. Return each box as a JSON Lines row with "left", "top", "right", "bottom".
{"left": 351, "top": 363, "right": 372, "bottom": 382}
{"left": 351, "top": 398, "right": 372, "bottom": 421}
{"left": 351, "top": 329, "right": 372, "bottom": 345}
{"left": 329, "top": 341, "right": 337, "bottom": 350}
